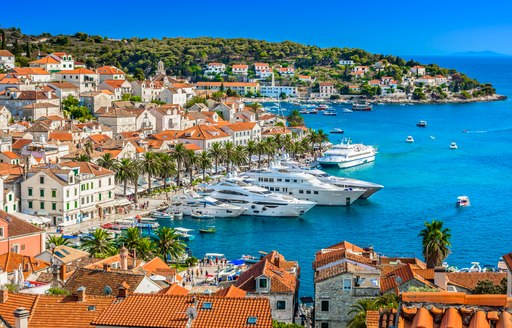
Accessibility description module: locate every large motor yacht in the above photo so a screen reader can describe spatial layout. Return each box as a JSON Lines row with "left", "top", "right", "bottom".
{"left": 241, "top": 165, "right": 365, "bottom": 206}
{"left": 205, "top": 178, "right": 316, "bottom": 217}
{"left": 280, "top": 159, "right": 383, "bottom": 199}
{"left": 171, "top": 191, "right": 246, "bottom": 218}
{"left": 317, "top": 140, "right": 376, "bottom": 169}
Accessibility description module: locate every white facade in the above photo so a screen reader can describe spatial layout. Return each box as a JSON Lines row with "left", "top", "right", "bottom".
{"left": 232, "top": 65, "right": 248, "bottom": 75}
{"left": 150, "top": 107, "right": 183, "bottom": 131}
{"left": 221, "top": 123, "right": 262, "bottom": 145}
{"left": 260, "top": 86, "right": 297, "bottom": 98}
{"left": 55, "top": 69, "right": 99, "bottom": 93}
{"left": 204, "top": 63, "right": 226, "bottom": 75}
{"left": 0, "top": 50, "right": 15, "bottom": 70}
{"left": 319, "top": 83, "right": 336, "bottom": 98}
{"left": 339, "top": 60, "right": 354, "bottom": 65}
{"left": 158, "top": 87, "right": 187, "bottom": 106}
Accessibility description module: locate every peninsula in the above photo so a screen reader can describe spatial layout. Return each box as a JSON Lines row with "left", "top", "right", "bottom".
{"left": 0, "top": 27, "right": 504, "bottom": 104}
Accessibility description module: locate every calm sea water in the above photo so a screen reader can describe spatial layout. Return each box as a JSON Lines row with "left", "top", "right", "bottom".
{"left": 158, "top": 56, "right": 512, "bottom": 297}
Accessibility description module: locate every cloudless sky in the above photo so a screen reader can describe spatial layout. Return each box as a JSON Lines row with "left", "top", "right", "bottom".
{"left": 2, "top": 0, "right": 512, "bottom": 55}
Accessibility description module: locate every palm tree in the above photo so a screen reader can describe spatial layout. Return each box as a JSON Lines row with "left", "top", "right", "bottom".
{"left": 141, "top": 151, "right": 160, "bottom": 193}
{"left": 115, "top": 158, "right": 134, "bottom": 197}
{"left": 287, "top": 141, "right": 304, "bottom": 160}
{"left": 223, "top": 141, "right": 235, "bottom": 173}
{"left": 135, "top": 238, "right": 155, "bottom": 261}
{"left": 84, "top": 141, "right": 94, "bottom": 158}
{"left": 419, "top": 220, "right": 452, "bottom": 268}
{"left": 130, "top": 158, "right": 143, "bottom": 204}
{"left": 97, "top": 153, "right": 118, "bottom": 171}
{"left": 152, "top": 227, "right": 185, "bottom": 262}
{"left": 272, "top": 134, "right": 285, "bottom": 152}
{"left": 80, "top": 228, "right": 117, "bottom": 258}
{"left": 184, "top": 149, "right": 198, "bottom": 185}
{"left": 347, "top": 294, "right": 398, "bottom": 328}
{"left": 197, "top": 151, "right": 212, "bottom": 181}
{"left": 255, "top": 140, "right": 268, "bottom": 168}
{"left": 157, "top": 153, "right": 176, "bottom": 199}
{"left": 117, "top": 227, "right": 142, "bottom": 256}
{"left": 46, "top": 235, "right": 69, "bottom": 248}
{"left": 246, "top": 140, "right": 257, "bottom": 167}
{"left": 317, "top": 129, "right": 329, "bottom": 154}
{"left": 232, "top": 145, "right": 247, "bottom": 168}
{"left": 208, "top": 142, "right": 224, "bottom": 174}
{"left": 74, "top": 153, "right": 90, "bottom": 162}
{"left": 262, "top": 138, "right": 277, "bottom": 162}
{"left": 172, "top": 143, "right": 188, "bottom": 187}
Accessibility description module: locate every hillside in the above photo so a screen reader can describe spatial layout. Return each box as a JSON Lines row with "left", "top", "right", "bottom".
{"left": 0, "top": 27, "right": 498, "bottom": 100}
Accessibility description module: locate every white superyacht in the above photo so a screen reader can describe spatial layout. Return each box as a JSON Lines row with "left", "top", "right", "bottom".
{"left": 205, "top": 178, "right": 316, "bottom": 217}
{"left": 241, "top": 164, "right": 365, "bottom": 206}
{"left": 171, "top": 190, "right": 246, "bottom": 218}
{"left": 317, "top": 139, "right": 376, "bottom": 169}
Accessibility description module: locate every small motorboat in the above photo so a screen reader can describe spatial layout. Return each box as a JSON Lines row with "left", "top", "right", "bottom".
{"left": 317, "top": 104, "right": 329, "bottom": 110}
{"left": 330, "top": 128, "right": 344, "bottom": 134}
{"left": 174, "top": 227, "right": 195, "bottom": 241}
{"left": 172, "top": 210, "right": 184, "bottom": 219}
{"left": 456, "top": 195, "right": 470, "bottom": 207}
{"left": 299, "top": 109, "right": 309, "bottom": 114}
{"left": 343, "top": 108, "right": 353, "bottom": 113}
{"left": 450, "top": 142, "right": 458, "bottom": 149}
{"left": 191, "top": 211, "right": 215, "bottom": 219}
{"left": 309, "top": 109, "right": 318, "bottom": 114}
{"left": 199, "top": 226, "right": 216, "bottom": 234}
{"left": 151, "top": 211, "right": 173, "bottom": 219}
{"left": 323, "top": 110, "right": 337, "bottom": 116}
{"left": 406, "top": 136, "right": 414, "bottom": 143}
{"left": 430, "top": 136, "right": 436, "bottom": 140}
{"left": 241, "top": 255, "right": 260, "bottom": 264}
{"left": 416, "top": 120, "right": 427, "bottom": 127}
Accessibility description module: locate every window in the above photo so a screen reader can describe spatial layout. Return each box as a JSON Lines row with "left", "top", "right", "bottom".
{"left": 247, "top": 317, "right": 257, "bottom": 325}
{"left": 299, "top": 190, "right": 303, "bottom": 194}
{"left": 321, "top": 323, "right": 329, "bottom": 328}
{"left": 321, "top": 300, "right": 329, "bottom": 312}
{"left": 258, "top": 278, "right": 268, "bottom": 289}
{"left": 13, "top": 204, "right": 16, "bottom": 211}
{"left": 40, "top": 202, "right": 45, "bottom": 210}
{"left": 108, "top": 191, "right": 112, "bottom": 199}
{"left": 28, "top": 188, "right": 33, "bottom": 196}
{"left": 343, "top": 278, "right": 352, "bottom": 291}
{"left": 52, "top": 190, "right": 57, "bottom": 198}
{"left": 276, "top": 301, "right": 286, "bottom": 310}
{"left": 66, "top": 190, "right": 70, "bottom": 198}
{"left": 52, "top": 203, "right": 57, "bottom": 210}
{"left": 66, "top": 202, "right": 70, "bottom": 210}
{"left": 28, "top": 201, "right": 33, "bottom": 209}
{"left": 306, "top": 190, "right": 311, "bottom": 194}
{"left": 0, "top": 227, "right": 4, "bottom": 238}
{"left": 99, "top": 193, "right": 102, "bottom": 201}
{"left": 74, "top": 201, "right": 78, "bottom": 208}
{"left": 40, "top": 176, "right": 44, "bottom": 184}
{"left": 40, "top": 189, "right": 44, "bottom": 197}
{"left": 8, "top": 194, "right": 12, "bottom": 201}
{"left": 314, "top": 191, "right": 319, "bottom": 194}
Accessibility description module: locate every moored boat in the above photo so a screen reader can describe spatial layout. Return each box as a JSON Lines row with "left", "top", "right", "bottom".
{"left": 456, "top": 195, "right": 470, "bottom": 207}
{"left": 151, "top": 211, "right": 173, "bottom": 219}
{"left": 352, "top": 101, "right": 373, "bottom": 111}
{"left": 199, "top": 226, "right": 216, "bottom": 234}
{"left": 317, "top": 104, "right": 329, "bottom": 110}
{"left": 317, "top": 139, "right": 376, "bottom": 169}
{"left": 175, "top": 227, "right": 195, "bottom": 241}
{"left": 406, "top": 136, "right": 414, "bottom": 143}
{"left": 416, "top": 120, "right": 427, "bottom": 127}
{"left": 323, "top": 110, "right": 337, "bottom": 116}
{"left": 330, "top": 128, "right": 344, "bottom": 134}
{"left": 450, "top": 142, "right": 458, "bottom": 149}
{"left": 191, "top": 211, "right": 215, "bottom": 219}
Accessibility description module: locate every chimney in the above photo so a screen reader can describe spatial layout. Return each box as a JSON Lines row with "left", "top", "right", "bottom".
{"left": 117, "top": 285, "right": 128, "bottom": 298}
{"left": 77, "top": 287, "right": 86, "bottom": 302}
{"left": 0, "top": 287, "right": 8, "bottom": 303}
{"left": 434, "top": 267, "right": 448, "bottom": 290}
{"left": 120, "top": 246, "right": 128, "bottom": 271}
{"left": 103, "top": 263, "right": 110, "bottom": 272}
{"left": 13, "top": 308, "right": 29, "bottom": 328}
{"left": 274, "top": 254, "right": 280, "bottom": 268}
{"left": 59, "top": 264, "right": 67, "bottom": 281}
{"left": 507, "top": 267, "right": 512, "bottom": 297}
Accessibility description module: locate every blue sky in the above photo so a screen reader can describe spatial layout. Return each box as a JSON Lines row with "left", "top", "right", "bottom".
{"left": 2, "top": 0, "right": 511, "bottom": 55}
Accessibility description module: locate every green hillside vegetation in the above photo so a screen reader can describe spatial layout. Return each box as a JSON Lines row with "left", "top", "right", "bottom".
{"left": 1, "top": 27, "right": 495, "bottom": 97}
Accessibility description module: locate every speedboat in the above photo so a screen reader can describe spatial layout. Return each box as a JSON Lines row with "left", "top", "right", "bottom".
{"left": 406, "top": 136, "right": 414, "bottom": 143}
{"left": 241, "top": 164, "right": 365, "bottom": 206}
{"left": 343, "top": 108, "right": 353, "bottom": 113}
{"left": 151, "top": 211, "right": 173, "bottom": 219}
{"left": 172, "top": 190, "right": 246, "bottom": 218}
{"left": 309, "top": 109, "right": 318, "bottom": 114}
{"left": 330, "top": 128, "right": 344, "bottom": 134}
{"left": 317, "top": 139, "right": 376, "bottom": 169}
{"left": 456, "top": 195, "right": 470, "bottom": 207}
{"left": 416, "top": 120, "right": 427, "bottom": 127}
{"left": 299, "top": 109, "right": 309, "bottom": 114}
{"left": 280, "top": 159, "right": 384, "bottom": 199}
{"left": 450, "top": 142, "right": 458, "bottom": 149}
{"left": 191, "top": 211, "right": 215, "bottom": 219}
{"left": 174, "top": 227, "right": 195, "bottom": 241}
{"left": 199, "top": 226, "right": 216, "bottom": 234}
{"left": 134, "top": 218, "right": 160, "bottom": 229}
{"left": 205, "top": 178, "right": 316, "bottom": 217}
{"left": 323, "top": 110, "right": 337, "bottom": 116}
{"left": 352, "top": 101, "right": 373, "bottom": 111}
{"left": 241, "top": 255, "right": 260, "bottom": 264}
{"left": 317, "top": 104, "right": 329, "bottom": 110}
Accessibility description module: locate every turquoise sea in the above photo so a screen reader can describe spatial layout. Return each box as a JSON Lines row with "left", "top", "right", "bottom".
{"left": 158, "top": 56, "right": 512, "bottom": 298}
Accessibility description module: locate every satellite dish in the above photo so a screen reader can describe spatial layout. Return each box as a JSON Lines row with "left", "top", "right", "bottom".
{"left": 185, "top": 307, "right": 197, "bottom": 320}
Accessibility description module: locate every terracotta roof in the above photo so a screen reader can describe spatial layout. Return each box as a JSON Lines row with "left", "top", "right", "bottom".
{"left": 48, "top": 82, "right": 80, "bottom": 89}
{"left": 103, "top": 79, "right": 128, "bottom": 88}
{"left": 59, "top": 161, "right": 114, "bottom": 177}
{"left": 150, "top": 130, "right": 180, "bottom": 141}
{"left": 215, "top": 284, "right": 247, "bottom": 298}
{"left": 503, "top": 252, "right": 512, "bottom": 272}
{"left": 96, "top": 66, "right": 125, "bottom": 75}
{"left": 178, "top": 125, "right": 230, "bottom": 141}
{"left": 319, "top": 82, "right": 334, "bottom": 86}
{"left": 28, "top": 294, "right": 114, "bottom": 328}
{"left": 196, "top": 82, "right": 258, "bottom": 87}
{"left": 447, "top": 272, "right": 507, "bottom": 290}
{"left": 0, "top": 252, "right": 50, "bottom": 278}
{"left": 0, "top": 50, "right": 14, "bottom": 57}
{"left": 0, "top": 151, "right": 20, "bottom": 159}
{"left": 88, "top": 134, "right": 111, "bottom": 144}
{"left": 0, "top": 211, "right": 44, "bottom": 238}
{"left": 91, "top": 294, "right": 273, "bottom": 328}
{"left": 221, "top": 122, "right": 257, "bottom": 132}
{"left": 96, "top": 107, "right": 135, "bottom": 118}
{"left": 49, "top": 132, "right": 73, "bottom": 141}
{"left": 262, "top": 126, "right": 291, "bottom": 135}
{"left": 84, "top": 254, "right": 142, "bottom": 271}
{"left": 235, "top": 258, "right": 297, "bottom": 294}
{"left": 232, "top": 64, "right": 248, "bottom": 69}
{"left": 158, "top": 283, "right": 189, "bottom": 296}
{"left": 0, "top": 293, "right": 38, "bottom": 325}
{"left": 315, "top": 261, "right": 378, "bottom": 283}
{"left": 65, "top": 268, "right": 148, "bottom": 296}
{"left": 22, "top": 102, "right": 58, "bottom": 109}
{"left": 184, "top": 143, "right": 202, "bottom": 151}
{"left": 366, "top": 310, "right": 380, "bottom": 328}
{"left": 11, "top": 67, "right": 50, "bottom": 75}
{"left": 56, "top": 68, "right": 96, "bottom": 75}
{"left": 140, "top": 257, "right": 174, "bottom": 275}
{"left": 380, "top": 264, "right": 436, "bottom": 293}
{"left": 0, "top": 163, "right": 23, "bottom": 176}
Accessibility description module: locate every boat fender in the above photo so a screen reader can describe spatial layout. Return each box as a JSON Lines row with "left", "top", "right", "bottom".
{"left": 262, "top": 207, "right": 267, "bottom": 211}
{"left": 251, "top": 205, "right": 256, "bottom": 209}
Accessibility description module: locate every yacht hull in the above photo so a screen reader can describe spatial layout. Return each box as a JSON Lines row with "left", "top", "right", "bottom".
{"left": 318, "top": 155, "right": 376, "bottom": 169}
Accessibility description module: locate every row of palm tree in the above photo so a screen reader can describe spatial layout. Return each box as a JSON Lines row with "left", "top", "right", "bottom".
{"left": 76, "top": 227, "right": 185, "bottom": 261}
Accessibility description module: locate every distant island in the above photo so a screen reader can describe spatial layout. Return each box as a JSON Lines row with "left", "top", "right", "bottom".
{"left": 449, "top": 50, "right": 511, "bottom": 57}
{"left": 0, "top": 27, "right": 505, "bottom": 103}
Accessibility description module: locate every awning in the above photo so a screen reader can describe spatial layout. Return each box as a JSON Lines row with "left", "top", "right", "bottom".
{"left": 114, "top": 198, "right": 132, "bottom": 207}
{"left": 98, "top": 200, "right": 119, "bottom": 208}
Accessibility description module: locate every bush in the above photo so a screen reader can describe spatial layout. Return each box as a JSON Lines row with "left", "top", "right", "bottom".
{"left": 185, "top": 257, "right": 198, "bottom": 266}
{"left": 47, "top": 287, "right": 71, "bottom": 295}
